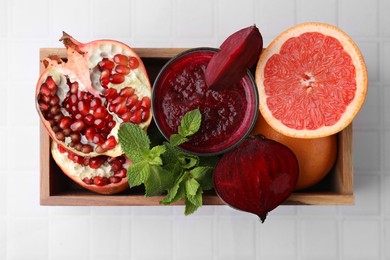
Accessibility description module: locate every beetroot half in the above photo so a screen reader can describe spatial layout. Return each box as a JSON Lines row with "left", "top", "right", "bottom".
{"left": 213, "top": 135, "right": 299, "bottom": 222}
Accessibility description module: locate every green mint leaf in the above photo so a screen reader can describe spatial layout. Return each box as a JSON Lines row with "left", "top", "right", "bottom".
{"left": 169, "top": 133, "right": 188, "bottom": 147}
{"left": 185, "top": 177, "right": 200, "bottom": 197}
{"left": 179, "top": 154, "right": 199, "bottom": 169}
{"left": 160, "top": 172, "right": 188, "bottom": 205}
{"left": 148, "top": 145, "right": 166, "bottom": 166}
{"left": 178, "top": 109, "right": 201, "bottom": 137}
{"left": 187, "top": 187, "right": 203, "bottom": 208}
{"left": 126, "top": 161, "right": 150, "bottom": 187}
{"left": 190, "top": 166, "right": 214, "bottom": 190}
{"left": 118, "top": 123, "right": 150, "bottom": 163}
{"left": 144, "top": 165, "right": 175, "bottom": 196}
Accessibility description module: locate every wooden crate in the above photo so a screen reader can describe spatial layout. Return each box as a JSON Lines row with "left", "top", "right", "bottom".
{"left": 39, "top": 48, "right": 354, "bottom": 206}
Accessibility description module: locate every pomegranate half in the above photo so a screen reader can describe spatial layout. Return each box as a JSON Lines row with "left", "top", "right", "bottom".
{"left": 51, "top": 141, "right": 130, "bottom": 195}
{"left": 36, "top": 33, "right": 152, "bottom": 157}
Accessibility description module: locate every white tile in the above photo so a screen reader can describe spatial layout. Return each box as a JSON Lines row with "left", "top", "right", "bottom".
{"left": 7, "top": 217, "right": 48, "bottom": 259}
{"left": 217, "top": 217, "right": 256, "bottom": 259}
{"left": 7, "top": 126, "right": 40, "bottom": 171}
{"left": 385, "top": 88, "right": 390, "bottom": 127}
{"left": 11, "top": 0, "right": 49, "bottom": 38}
{"left": 301, "top": 219, "right": 338, "bottom": 259}
{"left": 175, "top": 217, "right": 213, "bottom": 259}
{"left": 0, "top": 128, "right": 7, "bottom": 171}
{"left": 176, "top": 0, "right": 214, "bottom": 39}
{"left": 385, "top": 131, "right": 390, "bottom": 170}
{"left": 133, "top": 218, "right": 172, "bottom": 259}
{"left": 258, "top": 218, "right": 297, "bottom": 258}
{"left": 0, "top": 217, "right": 5, "bottom": 259}
{"left": 342, "top": 219, "right": 380, "bottom": 259}
{"left": 268, "top": 205, "right": 298, "bottom": 217}
{"left": 353, "top": 130, "right": 381, "bottom": 171}
{"left": 7, "top": 170, "right": 48, "bottom": 217}
{"left": 50, "top": 0, "right": 90, "bottom": 42}
{"left": 384, "top": 176, "right": 390, "bottom": 216}
{"left": 173, "top": 205, "right": 215, "bottom": 216}
{"left": 132, "top": 205, "right": 173, "bottom": 216}
{"left": 0, "top": 1, "right": 6, "bottom": 37}
{"left": 91, "top": 206, "right": 132, "bottom": 216}
{"left": 8, "top": 83, "right": 37, "bottom": 127}
{"left": 385, "top": 42, "right": 390, "bottom": 82}
{"left": 92, "top": 0, "right": 131, "bottom": 38}
{"left": 298, "top": 0, "right": 337, "bottom": 25}
{"left": 384, "top": 0, "right": 390, "bottom": 37}
{"left": 385, "top": 219, "right": 390, "bottom": 258}
{"left": 9, "top": 39, "right": 50, "bottom": 83}
{"left": 354, "top": 85, "right": 380, "bottom": 128}
{"left": 49, "top": 216, "right": 89, "bottom": 259}
{"left": 50, "top": 206, "right": 90, "bottom": 216}
{"left": 342, "top": 175, "right": 380, "bottom": 215}
{"left": 0, "top": 173, "right": 5, "bottom": 215}
{"left": 90, "top": 217, "right": 131, "bottom": 259}
{"left": 134, "top": 0, "right": 172, "bottom": 39}
{"left": 0, "top": 41, "right": 7, "bottom": 83}
{"left": 257, "top": 0, "right": 296, "bottom": 40}
{"left": 357, "top": 41, "right": 379, "bottom": 82}
{"left": 299, "top": 205, "right": 338, "bottom": 216}
{"left": 216, "top": 0, "right": 255, "bottom": 43}
{"left": 0, "top": 88, "right": 6, "bottom": 127}
{"left": 339, "top": 0, "right": 379, "bottom": 37}
{"left": 215, "top": 204, "right": 261, "bottom": 217}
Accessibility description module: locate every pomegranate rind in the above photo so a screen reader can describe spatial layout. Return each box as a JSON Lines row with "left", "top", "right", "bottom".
{"left": 51, "top": 141, "right": 130, "bottom": 195}
{"left": 255, "top": 22, "right": 368, "bottom": 138}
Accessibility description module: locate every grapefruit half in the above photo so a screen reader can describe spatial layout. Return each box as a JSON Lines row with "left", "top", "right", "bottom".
{"left": 256, "top": 22, "right": 368, "bottom": 138}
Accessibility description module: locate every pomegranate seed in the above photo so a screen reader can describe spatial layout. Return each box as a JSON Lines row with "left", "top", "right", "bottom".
{"left": 115, "top": 65, "right": 130, "bottom": 75}
{"left": 121, "top": 111, "right": 132, "bottom": 122}
{"left": 89, "top": 158, "right": 102, "bottom": 169}
{"left": 52, "top": 125, "right": 60, "bottom": 133}
{"left": 81, "top": 144, "right": 93, "bottom": 154}
{"left": 73, "top": 155, "right": 84, "bottom": 164}
{"left": 98, "top": 58, "right": 115, "bottom": 71}
{"left": 50, "top": 105, "right": 61, "bottom": 116}
{"left": 101, "top": 78, "right": 110, "bottom": 88}
{"left": 40, "top": 94, "right": 51, "bottom": 104}
{"left": 68, "top": 151, "right": 75, "bottom": 161}
{"left": 59, "top": 117, "right": 72, "bottom": 129}
{"left": 119, "top": 87, "right": 135, "bottom": 97}
{"left": 40, "top": 83, "right": 52, "bottom": 96}
{"left": 82, "top": 177, "right": 93, "bottom": 185}
{"left": 69, "top": 94, "right": 78, "bottom": 105}
{"left": 49, "top": 96, "right": 60, "bottom": 106}
{"left": 95, "top": 145, "right": 106, "bottom": 153}
{"left": 107, "top": 120, "right": 116, "bottom": 129}
{"left": 111, "top": 96, "right": 126, "bottom": 106}
{"left": 114, "top": 102, "right": 127, "bottom": 115}
{"left": 125, "top": 95, "right": 138, "bottom": 109}
{"left": 70, "top": 119, "right": 85, "bottom": 132}
{"left": 141, "top": 110, "right": 150, "bottom": 122}
{"left": 114, "top": 168, "right": 127, "bottom": 178}
{"left": 45, "top": 76, "right": 57, "bottom": 91}
{"left": 128, "top": 57, "right": 139, "bottom": 70}
{"left": 100, "top": 69, "right": 111, "bottom": 88}
{"left": 130, "top": 110, "right": 142, "bottom": 124}
{"left": 70, "top": 105, "right": 78, "bottom": 115}
{"left": 110, "top": 160, "right": 122, "bottom": 172}
{"left": 77, "top": 100, "right": 90, "bottom": 115}
{"left": 83, "top": 114, "right": 95, "bottom": 126}
{"left": 113, "top": 54, "right": 129, "bottom": 66}
{"left": 83, "top": 92, "right": 93, "bottom": 102}
{"left": 94, "top": 176, "right": 110, "bottom": 186}
{"left": 74, "top": 143, "right": 83, "bottom": 151}
{"left": 63, "top": 128, "right": 72, "bottom": 136}
{"left": 38, "top": 101, "right": 50, "bottom": 112}
{"left": 130, "top": 100, "right": 142, "bottom": 113}
{"left": 57, "top": 144, "right": 67, "bottom": 153}
{"left": 70, "top": 82, "right": 79, "bottom": 94}
{"left": 117, "top": 156, "right": 126, "bottom": 164}
{"left": 75, "top": 113, "right": 82, "bottom": 120}
{"left": 109, "top": 176, "right": 121, "bottom": 183}
{"left": 83, "top": 157, "right": 90, "bottom": 166}
{"left": 104, "top": 136, "right": 117, "bottom": 150}
{"left": 85, "top": 127, "right": 96, "bottom": 141}
{"left": 101, "top": 88, "right": 118, "bottom": 100}
{"left": 53, "top": 114, "right": 64, "bottom": 123}
{"left": 94, "top": 106, "right": 108, "bottom": 119}
{"left": 94, "top": 118, "right": 105, "bottom": 129}
{"left": 140, "top": 97, "right": 151, "bottom": 109}
{"left": 92, "top": 133, "right": 105, "bottom": 144}
{"left": 55, "top": 131, "right": 65, "bottom": 141}
{"left": 110, "top": 74, "right": 125, "bottom": 84}
{"left": 90, "top": 98, "right": 102, "bottom": 109}
{"left": 70, "top": 133, "right": 81, "bottom": 143}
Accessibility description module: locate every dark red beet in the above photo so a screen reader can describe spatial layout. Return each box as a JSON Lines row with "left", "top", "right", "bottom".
{"left": 205, "top": 25, "right": 263, "bottom": 89}
{"left": 213, "top": 135, "right": 299, "bottom": 222}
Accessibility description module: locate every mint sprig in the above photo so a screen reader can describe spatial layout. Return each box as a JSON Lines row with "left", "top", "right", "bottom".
{"left": 118, "top": 109, "right": 216, "bottom": 215}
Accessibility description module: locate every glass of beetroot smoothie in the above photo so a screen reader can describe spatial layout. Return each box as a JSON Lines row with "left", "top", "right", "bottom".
{"left": 152, "top": 48, "right": 259, "bottom": 156}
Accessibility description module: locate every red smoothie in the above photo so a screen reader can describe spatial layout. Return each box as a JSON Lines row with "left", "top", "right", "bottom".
{"left": 152, "top": 48, "right": 258, "bottom": 155}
